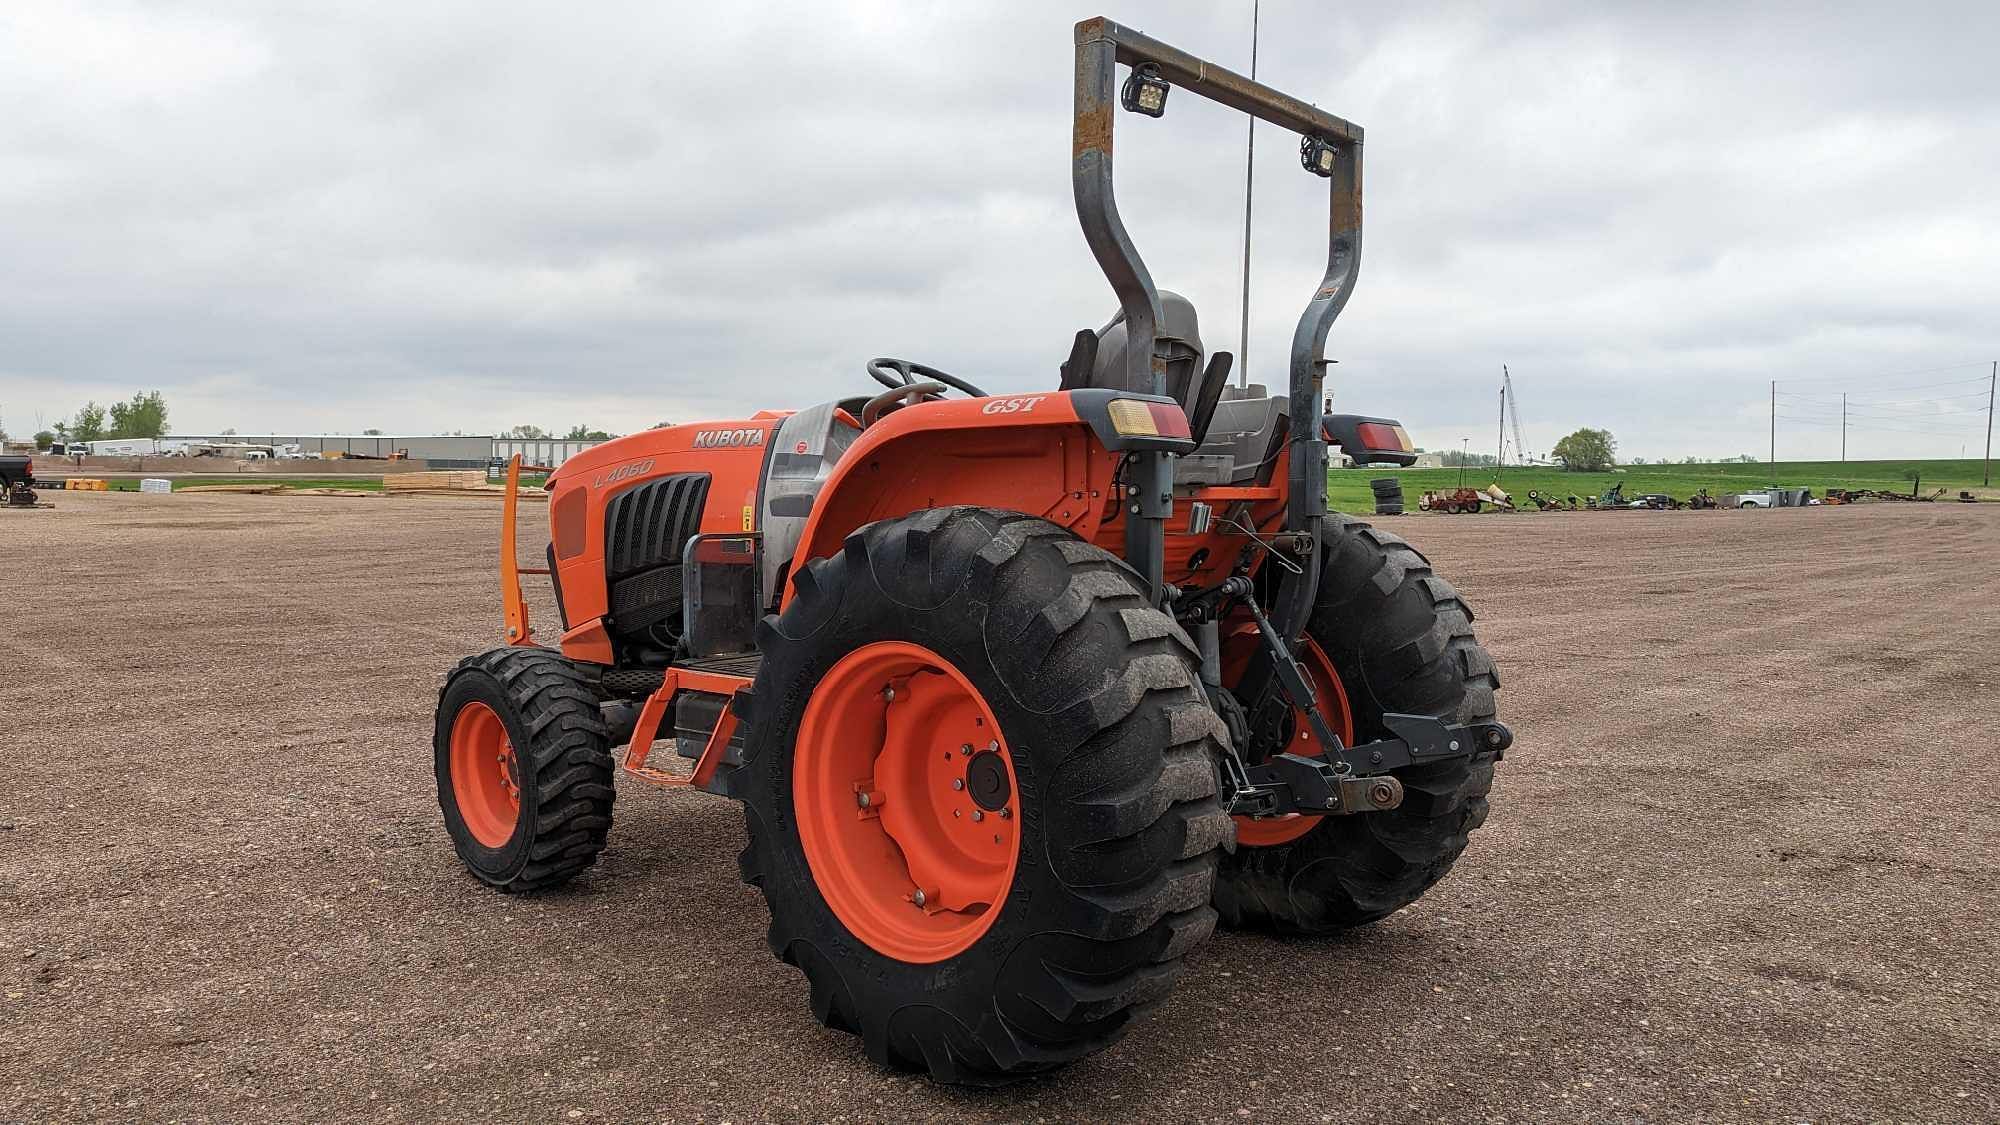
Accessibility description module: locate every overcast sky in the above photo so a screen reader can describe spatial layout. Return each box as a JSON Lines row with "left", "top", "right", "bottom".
{"left": 3, "top": 1, "right": 1996, "bottom": 461}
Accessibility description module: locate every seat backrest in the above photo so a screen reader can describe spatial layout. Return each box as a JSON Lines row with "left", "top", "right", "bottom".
{"left": 1062, "top": 290, "right": 1231, "bottom": 444}
{"left": 1086, "top": 290, "right": 1203, "bottom": 397}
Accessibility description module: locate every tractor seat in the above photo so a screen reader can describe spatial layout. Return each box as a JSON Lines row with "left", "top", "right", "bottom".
{"left": 1058, "top": 289, "right": 1231, "bottom": 446}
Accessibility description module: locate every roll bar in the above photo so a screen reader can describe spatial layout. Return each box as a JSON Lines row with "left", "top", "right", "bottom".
{"left": 1072, "top": 16, "right": 1361, "bottom": 629}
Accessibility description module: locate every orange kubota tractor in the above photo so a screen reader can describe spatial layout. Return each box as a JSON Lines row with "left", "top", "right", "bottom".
{"left": 434, "top": 16, "right": 1508, "bottom": 1085}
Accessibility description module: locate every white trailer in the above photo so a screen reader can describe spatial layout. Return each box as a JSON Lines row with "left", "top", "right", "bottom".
{"left": 84, "top": 438, "right": 162, "bottom": 457}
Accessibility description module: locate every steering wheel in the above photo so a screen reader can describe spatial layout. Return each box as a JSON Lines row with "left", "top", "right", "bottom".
{"left": 861, "top": 381, "right": 951, "bottom": 428}
{"left": 867, "top": 357, "right": 987, "bottom": 399}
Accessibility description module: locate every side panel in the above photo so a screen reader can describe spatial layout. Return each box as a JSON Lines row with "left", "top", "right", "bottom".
{"left": 1095, "top": 474, "right": 1290, "bottom": 591}
{"left": 546, "top": 421, "right": 777, "bottom": 664}
{"left": 782, "top": 394, "right": 1118, "bottom": 608}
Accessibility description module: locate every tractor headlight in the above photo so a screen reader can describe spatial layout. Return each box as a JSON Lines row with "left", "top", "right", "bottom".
{"left": 1121, "top": 63, "right": 1169, "bottom": 118}
{"left": 1300, "top": 134, "right": 1339, "bottom": 178}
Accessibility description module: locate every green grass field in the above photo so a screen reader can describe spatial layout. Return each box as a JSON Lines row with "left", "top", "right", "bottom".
{"left": 1328, "top": 458, "right": 1993, "bottom": 515}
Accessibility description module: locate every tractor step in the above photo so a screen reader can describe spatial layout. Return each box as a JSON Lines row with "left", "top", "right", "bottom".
{"left": 674, "top": 690, "right": 747, "bottom": 768}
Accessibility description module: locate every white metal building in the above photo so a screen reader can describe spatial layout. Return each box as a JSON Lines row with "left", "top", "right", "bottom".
{"left": 490, "top": 438, "right": 613, "bottom": 468}
{"left": 81, "top": 433, "right": 615, "bottom": 468}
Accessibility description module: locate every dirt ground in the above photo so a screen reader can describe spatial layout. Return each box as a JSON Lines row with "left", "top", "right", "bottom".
{"left": 4, "top": 492, "right": 1996, "bottom": 1123}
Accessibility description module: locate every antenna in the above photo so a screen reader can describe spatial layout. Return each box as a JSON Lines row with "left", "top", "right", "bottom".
{"left": 1235, "top": 0, "right": 1260, "bottom": 388}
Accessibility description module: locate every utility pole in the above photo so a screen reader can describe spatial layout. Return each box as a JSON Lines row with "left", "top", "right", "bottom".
{"left": 1235, "top": 0, "right": 1260, "bottom": 389}
{"left": 1769, "top": 380, "right": 1776, "bottom": 470}
{"left": 1985, "top": 360, "right": 1995, "bottom": 487}
{"left": 1496, "top": 379, "right": 1507, "bottom": 477}
{"left": 1841, "top": 393, "right": 1846, "bottom": 462}
{"left": 1459, "top": 438, "right": 1468, "bottom": 489}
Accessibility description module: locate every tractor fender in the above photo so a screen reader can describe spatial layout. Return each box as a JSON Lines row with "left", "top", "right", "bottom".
{"left": 783, "top": 391, "right": 1134, "bottom": 608}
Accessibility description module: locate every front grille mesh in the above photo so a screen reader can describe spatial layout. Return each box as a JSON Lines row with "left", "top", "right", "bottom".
{"left": 603, "top": 473, "right": 710, "bottom": 583}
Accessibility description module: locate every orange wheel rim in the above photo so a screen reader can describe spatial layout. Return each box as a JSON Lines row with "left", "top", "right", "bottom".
{"left": 450, "top": 700, "right": 521, "bottom": 848}
{"left": 1222, "top": 622, "right": 1355, "bottom": 848}
{"left": 794, "top": 641, "right": 1020, "bottom": 964}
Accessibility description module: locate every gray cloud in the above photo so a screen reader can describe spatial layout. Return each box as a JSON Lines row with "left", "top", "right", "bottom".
{"left": 2, "top": 1, "right": 1995, "bottom": 460}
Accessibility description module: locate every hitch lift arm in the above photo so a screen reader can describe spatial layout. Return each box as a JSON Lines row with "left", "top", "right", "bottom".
{"left": 1213, "top": 576, "right": 1512, "bottom": 818}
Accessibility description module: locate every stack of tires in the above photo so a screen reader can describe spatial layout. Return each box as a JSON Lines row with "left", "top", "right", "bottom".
{"left": 1370, "top": 477, "right": 1404, "bottom": 515}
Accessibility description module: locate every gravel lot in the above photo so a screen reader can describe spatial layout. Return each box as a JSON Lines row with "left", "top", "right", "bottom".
{"left": 4, "top": 491, "right": 1996, "bottom": 1122}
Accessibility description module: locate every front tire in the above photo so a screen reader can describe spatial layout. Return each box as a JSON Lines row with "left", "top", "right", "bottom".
{"left": 1213, "top": 514, "right": 1501, "bottom": 933}
{"left": 736, "top": 507, "right": 1229, "bottom": 1084}
{"left": 434, "top": 647, "right": 615, "bottom": 891}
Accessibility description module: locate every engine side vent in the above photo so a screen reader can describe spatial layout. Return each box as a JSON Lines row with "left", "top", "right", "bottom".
{"left": 603, "top": 473, "right": 711, "bottom": 583}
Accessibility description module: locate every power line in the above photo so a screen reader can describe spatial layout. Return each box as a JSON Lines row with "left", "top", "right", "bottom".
{"left": 1780, "top": 410, "right": 1981, "bottom": 430}
{"left": 1848, "top": 392, "right": 1994, "bottom": 409}
{"left": 1772, "top": 361, "right": 1993, "bottom": 387}
{"left": 1770, "top": 361, "right": 1996, "bottom": 461}
{"left": 1776, "top": 414, "right": 1983, "bottom": 437}
{"left": 1782, "top": 403, "right": 1986, "bottom": 425}
{"left": 1778, "top": 385, "right": 1992, "bottom": 406}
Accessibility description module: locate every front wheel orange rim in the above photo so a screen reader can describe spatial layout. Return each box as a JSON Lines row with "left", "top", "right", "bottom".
{"left": 1222, "top": 623, "right": 1355, "bottom": 848}
{"left": 793, "top": 641, "right": 1020, "bottom": 964}
{"left": 450, "top": 701, "right": 522, "bottom": 848}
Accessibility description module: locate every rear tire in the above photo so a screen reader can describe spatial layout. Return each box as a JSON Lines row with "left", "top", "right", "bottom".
{"left": 737, "top": 507, "right": 1229, "bottom": 1084}
{"left": 434, "top": 647, "right": 615, "bottom": 891}
{"left": 1212, "top": 514, "right": 1501, "bottom": 933}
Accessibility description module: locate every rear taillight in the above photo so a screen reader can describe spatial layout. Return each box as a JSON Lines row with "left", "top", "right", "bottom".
{"left": 1354, "top": 421, "right": 1411, "bottom": 454}
{"left": 1105, "top": 399, "right": 1192, "bottom": 440}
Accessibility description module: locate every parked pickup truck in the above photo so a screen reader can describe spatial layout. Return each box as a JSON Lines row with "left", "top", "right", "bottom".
{"left": 1729, "top": 487, "right": 1812, "bottom": 508}
{"left": 1, "top": 455, "right": 37, "bottom": 506}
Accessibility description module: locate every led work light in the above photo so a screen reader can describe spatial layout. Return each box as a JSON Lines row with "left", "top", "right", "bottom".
{"left": 1121, "top": 63, "right": 1169, "bottom": 117}
{"left": 1300, "top": 134, "right": 1339, "bottom": 177}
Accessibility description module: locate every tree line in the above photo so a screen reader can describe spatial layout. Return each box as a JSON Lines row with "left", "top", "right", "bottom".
{"left": 22, "top": 391, "right": 171, "bottom": 449}
{"left": 1548, "top": 427, "right": 1756, "bottom": 470}
{"left": 7, "top": 396, "right": 630, "bottom": 450}
{"left": 502, "top": 425, "right": 616, "bottom": 440}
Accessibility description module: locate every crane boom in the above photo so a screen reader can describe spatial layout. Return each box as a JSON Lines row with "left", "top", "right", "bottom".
{"left": 1502, "top": 365, "right": 1528, "bottom": 464}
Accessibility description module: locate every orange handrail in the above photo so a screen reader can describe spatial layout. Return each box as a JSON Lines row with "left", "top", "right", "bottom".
{"left": 501, "top": 454, "right": 534, "bottom": 645}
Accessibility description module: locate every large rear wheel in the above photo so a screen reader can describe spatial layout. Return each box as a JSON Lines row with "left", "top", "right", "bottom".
{"left": 737, "top": 507, "right": 1229, "bottom": 1084}
{"left": 1212, "top": 514, "right": 1501, "bottom": 933}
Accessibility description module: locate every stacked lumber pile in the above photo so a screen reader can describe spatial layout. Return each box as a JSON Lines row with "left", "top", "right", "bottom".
{"left": 381, "top": 471, "right": 488, "bottom": 492}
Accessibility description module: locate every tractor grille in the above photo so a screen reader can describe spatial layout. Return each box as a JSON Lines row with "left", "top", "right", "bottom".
{"left": 608, "top": 564, "right": 684, "bottom": 633}
{"left": 603, "top": 473, "right": 710, "bottom": 583}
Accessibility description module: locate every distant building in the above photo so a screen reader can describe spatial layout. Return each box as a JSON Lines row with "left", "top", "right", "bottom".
{"left": 159, "top": 433, "right": 491, "bottom": 465}
{"left": 490, "top": 438, "right": 612, "bottom": 468}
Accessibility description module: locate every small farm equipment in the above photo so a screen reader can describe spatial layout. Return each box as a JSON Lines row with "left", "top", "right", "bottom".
{"left": 1419, "top": 487, "right": 1485, "bottom": 513}
{"left": 431, "top": 17, "right": 1506, "bottom": 1085}
{"left": 1832, "top": 486, "right": 1940, "bottom": 503}
{"left": 1525, "top": 489, "right": 1572, "bottom": 511}
{"left": 1582, "top": 482, "right": 1624, "bottom": 510}
{"left": 1686, "top": 488, "right": 1718, "bottom": 509}
{"left": 1729, "top": 487, "right": 1813, "bottom": 509}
